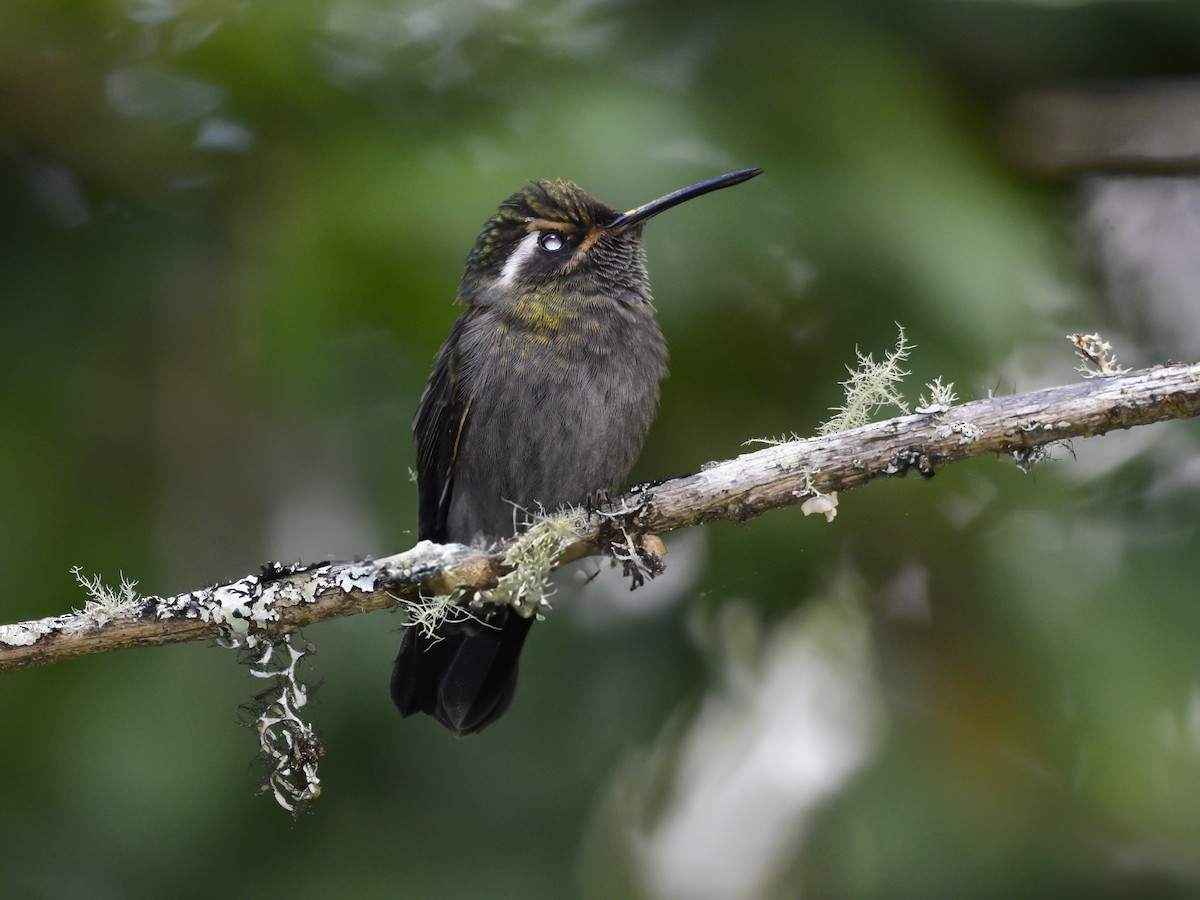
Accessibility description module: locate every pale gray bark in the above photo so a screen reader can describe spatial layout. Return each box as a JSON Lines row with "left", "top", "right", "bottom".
{"left": 3, "top": 361, "right": 1199, "bottom": 674}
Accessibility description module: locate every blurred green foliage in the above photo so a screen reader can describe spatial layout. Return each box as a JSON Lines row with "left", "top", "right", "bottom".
{"left": 3, "top": 0, "right": 1200, "bottom": 897}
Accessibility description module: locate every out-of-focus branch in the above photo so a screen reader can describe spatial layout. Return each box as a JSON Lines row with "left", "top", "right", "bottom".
{"left": 3, "top": 361, "right": 1199, "bottom": 674}
{"left": 1007, "top": 79, "right": 1200, "bottom": 176}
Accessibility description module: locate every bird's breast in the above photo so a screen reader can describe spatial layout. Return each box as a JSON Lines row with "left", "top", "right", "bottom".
{"left": 446, "top": 298, "right": 667, "bottom": 541}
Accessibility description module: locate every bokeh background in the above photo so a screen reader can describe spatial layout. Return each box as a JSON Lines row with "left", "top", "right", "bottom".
{"left": 4, "top": 0, "right": 1200, "bottom": 897}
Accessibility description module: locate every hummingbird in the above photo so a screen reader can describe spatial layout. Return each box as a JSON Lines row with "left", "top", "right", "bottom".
{"left": 391, "top": 167, "right": 762, "bottom": 736}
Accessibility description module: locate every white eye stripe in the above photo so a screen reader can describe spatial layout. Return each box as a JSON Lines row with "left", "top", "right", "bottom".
{"left": 496, "top": 231, "right": 541, "bottom": 288}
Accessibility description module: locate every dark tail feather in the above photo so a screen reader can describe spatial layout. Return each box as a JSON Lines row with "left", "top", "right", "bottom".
{"left": 391, "top": 610, "right": 534, "bottom": 736}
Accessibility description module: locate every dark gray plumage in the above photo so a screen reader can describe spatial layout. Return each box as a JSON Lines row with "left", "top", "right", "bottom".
{"left": 391, "top": 169, "right": 761, "bottom": 736}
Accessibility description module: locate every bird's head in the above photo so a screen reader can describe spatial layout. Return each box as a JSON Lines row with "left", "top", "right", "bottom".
{"left": 458, "top": 169, "right": 761, "bottom": 307}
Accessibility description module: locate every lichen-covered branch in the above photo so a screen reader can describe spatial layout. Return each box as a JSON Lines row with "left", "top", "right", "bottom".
{"left": 3, "top": 361, "right": 1199, "bottom": 674}
{"left": 0, "top": 543, "right": 504, "bottom": 672}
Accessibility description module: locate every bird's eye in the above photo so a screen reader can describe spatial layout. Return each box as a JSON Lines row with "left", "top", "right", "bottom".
{"left": 538, "top": 231, "right": 565, "bottom": 252}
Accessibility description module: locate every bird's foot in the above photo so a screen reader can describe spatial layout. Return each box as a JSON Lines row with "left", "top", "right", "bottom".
{"left": 593, "top": 501, "right": 666, "bottom": 590}
{"left": 584, "top": 489, "right": 612, "bottom": 516}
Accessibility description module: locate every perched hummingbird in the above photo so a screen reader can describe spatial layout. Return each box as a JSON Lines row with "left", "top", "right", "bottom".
{"left": 391, "top": 168, "right": 762, "bottom": 736}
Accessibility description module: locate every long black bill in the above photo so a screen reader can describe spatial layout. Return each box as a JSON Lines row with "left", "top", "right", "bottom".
{"left": 607, "top": 167, "right": 762, "bottom": 230}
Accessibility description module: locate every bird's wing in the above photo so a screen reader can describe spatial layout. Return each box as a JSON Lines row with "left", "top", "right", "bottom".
{"left": 412, "top": 310, "right": 475, "bottom": 542}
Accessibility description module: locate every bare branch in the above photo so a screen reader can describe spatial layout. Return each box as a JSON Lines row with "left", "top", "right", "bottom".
{"left": 3, "top": 361, "right": 1199, "bottom": 674}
